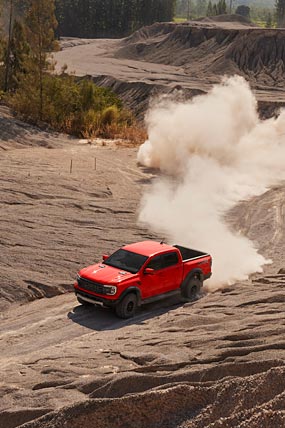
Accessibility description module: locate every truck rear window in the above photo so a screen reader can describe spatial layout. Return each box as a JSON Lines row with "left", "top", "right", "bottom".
{"left": 103, "top": 249, "right": 148, "bottom": 274}
{"left": 147, "top": 252, "right": 179, "bottom": 271}
{"left": 163, "top": 252, "right": 179, "bottom": 267}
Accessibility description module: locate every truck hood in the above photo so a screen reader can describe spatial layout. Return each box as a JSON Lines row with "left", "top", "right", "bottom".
{"left": 79, "top": 263, "right": 137, "bottom": 284}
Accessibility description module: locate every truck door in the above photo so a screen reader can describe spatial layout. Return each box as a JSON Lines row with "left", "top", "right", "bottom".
{"left": 160, "top": 252, "right": 182, "bottom": 292}
{"left": 141, "top": 255, "right": 165, "bottom": 299}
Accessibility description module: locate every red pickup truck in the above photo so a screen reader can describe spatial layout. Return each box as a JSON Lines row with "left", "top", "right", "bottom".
{"left": 74, "top": 241, "right": 212, "bottom": 318}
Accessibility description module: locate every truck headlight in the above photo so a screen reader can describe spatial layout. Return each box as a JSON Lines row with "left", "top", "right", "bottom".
{"left": 104, "top": 285, "right": 117, "bottom": 296}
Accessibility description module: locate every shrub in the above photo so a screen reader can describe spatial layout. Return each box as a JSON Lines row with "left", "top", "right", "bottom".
{"left": 8, "top": 73, "right": 141, "bottom": 141}
{"left": 101, "top": 105, "right": 120, "bottom": 126}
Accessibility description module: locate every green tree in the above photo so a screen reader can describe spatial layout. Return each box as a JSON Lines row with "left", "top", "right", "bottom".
{"left": 276, "top": 0, "right": 285, "bottom": 27}
{"left": 9, "top": 20, "right": 30, "bottom": 90}
{"left": 176, "top": 0, "right": 195, "bottom": 19}
{"left": 2, "top": 0, "right": 30, "bottom": 91}
{"left": 187, "top": 0, "right": 190, "bottom": 21}
{"left": 217, "top": 0, "right": 227, "bottom": 14}
{"left": 207, "top": 0, "right": 213, "bottom": 16}
{"left": 55, "top": 0, "right": 176, "bottom": 37}
{"left": 3, "top": 0, "right": 13, "bottom": 92}
{"left": 266, "top": 11, "right": 273, "bottom": 27}
{"left": 24, "top": 0, "right": 58, "bottom": 120}
{"left": 228, "top": 0, "right": 234, "bottom": 14}
{"left": 235, "top": 5, "right": 250, "bottom": 17}
{"left": 196, "top": 0, "right": 207, "bottom": 16}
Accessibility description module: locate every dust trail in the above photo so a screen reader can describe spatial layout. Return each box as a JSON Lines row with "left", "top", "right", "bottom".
{"left": 138, "top": 76, "right": 285, "bottom": 289}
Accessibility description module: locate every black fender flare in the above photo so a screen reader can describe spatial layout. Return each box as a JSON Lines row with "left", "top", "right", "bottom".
{"left": 118, "top": 287, "right": 142, "bottom": 306}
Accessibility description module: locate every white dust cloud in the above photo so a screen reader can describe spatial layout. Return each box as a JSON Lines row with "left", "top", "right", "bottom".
{"left": 138, "top": 76, "right": 285, "bottom": 289}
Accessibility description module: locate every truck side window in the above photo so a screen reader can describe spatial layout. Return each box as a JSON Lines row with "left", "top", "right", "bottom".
{"left": 162, "top": 252, "right": 179, "bottom": 268}
{"left": 147, "top": 255, "right": 162, "bottom": 271}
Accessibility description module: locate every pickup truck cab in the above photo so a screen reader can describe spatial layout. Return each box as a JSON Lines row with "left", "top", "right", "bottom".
{"left": 74, "top": 241, "right": 212, "bottom": 318}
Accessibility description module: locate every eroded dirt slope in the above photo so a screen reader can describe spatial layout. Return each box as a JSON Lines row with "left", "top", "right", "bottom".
{"left": 120, "top": 20, "right": 285, "bottom": 88}
{"left": 54, "top": 19, "right": 285, "bottom": 118}
{"left": 0, "top": 108, "right": 285, "bottom": 428}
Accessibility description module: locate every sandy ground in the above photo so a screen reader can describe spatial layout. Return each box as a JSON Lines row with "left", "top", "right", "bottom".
{"left": 0, "top": 105, "right": 156, "bottom": 311}
{"left": 1, "top": 15, "right": 285, "bottom": 428}
{"left": 1, "top": 104, "right": 285, "bottom": 427}
{"left": 55, "top": 38, "right": 213, "bottom": 90}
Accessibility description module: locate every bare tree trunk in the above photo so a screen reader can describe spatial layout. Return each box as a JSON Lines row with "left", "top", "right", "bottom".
{"left": 229, "top": 0, "right": 233, "bottom": 14}
{"left": 4, "top": 0, "right": 13, "bottom": 92}
{"left": 39, "top": 41, "right": 43, "bottom": 122}
{"left": 36, "top": 2, "right": 43, "bottom": 121}
{"left": 187, "top": 0, "right": 190, "bottom": 20}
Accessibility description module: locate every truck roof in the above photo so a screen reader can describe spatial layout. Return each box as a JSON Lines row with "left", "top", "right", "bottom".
{"left": 122, "top": 241, "right": 175, "bottom": 257}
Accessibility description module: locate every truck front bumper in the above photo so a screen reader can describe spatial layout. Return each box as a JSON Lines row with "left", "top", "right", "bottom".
{"left": 75, "top": 289, "right": 117, "bottom": 308}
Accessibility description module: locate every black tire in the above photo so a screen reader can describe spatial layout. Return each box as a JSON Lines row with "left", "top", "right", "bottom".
{"left": 115, "top": 293, "right": 137, "bottom": 319}
{"left": 182, "top": 276, "right": 202, "bottom": 301}
{"left": 77, "top": 296, "right": 93, "bottom": 306}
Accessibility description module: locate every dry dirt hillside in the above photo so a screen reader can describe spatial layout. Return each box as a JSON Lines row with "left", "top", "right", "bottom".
{"left": 120, "top": 18, "right": 285, "bottom": 87}
{"left": 1, "top": 104, "right": 285, "bottom": 428}
{"left": 54, "top": 18, "right": 285, "bottom": 117}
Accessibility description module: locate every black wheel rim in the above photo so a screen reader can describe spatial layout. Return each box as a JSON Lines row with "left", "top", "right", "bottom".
{"left": 127, "top": 301, "right": 134, "bottom": 312}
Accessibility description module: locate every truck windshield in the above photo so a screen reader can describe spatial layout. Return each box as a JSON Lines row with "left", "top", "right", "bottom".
{"left": 103, "top": 249, "right": 148, "bottom": 274}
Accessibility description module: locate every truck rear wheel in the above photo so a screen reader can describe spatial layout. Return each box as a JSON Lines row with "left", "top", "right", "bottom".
{"left": 182, "top": 276, "right": 202, "bottom": 301}
{"left": 115, "top": 293, "right": 137, "bottom": 319}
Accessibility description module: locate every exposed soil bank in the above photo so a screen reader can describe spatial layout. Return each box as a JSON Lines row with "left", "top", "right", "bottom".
{"left": 54, "top": 20, "right": 285, "bottom": 118}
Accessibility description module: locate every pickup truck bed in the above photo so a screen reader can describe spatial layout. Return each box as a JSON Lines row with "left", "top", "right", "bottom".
{"left": 174, "top": 245, "right": 208, "bottom": 261}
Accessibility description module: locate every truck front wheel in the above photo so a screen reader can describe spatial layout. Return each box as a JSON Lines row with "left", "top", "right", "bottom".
{"left": 115, "top": 293, "right": 137, "bottom": 319}
{"left": 182, "top": 276, "right": 202, "bottom": 301}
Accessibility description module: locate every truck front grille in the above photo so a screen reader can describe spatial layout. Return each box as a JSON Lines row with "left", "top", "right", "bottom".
{"left": 77, "top": 277, "right": 107, "bottom": 295}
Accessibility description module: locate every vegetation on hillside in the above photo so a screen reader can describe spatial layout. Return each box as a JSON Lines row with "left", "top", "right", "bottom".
{"left": 0, "top": 0, "right": 144, "bottom": 142}
{"left": 55, "top": 0, "right": 176, "bottom": 38}
{"left": 276, "top": 0, "right": 285, "bottom": 26}
{"left": 0, "top": 0, "right": 284, "bottom": 143}
{"left": 175, "top": 0, "right": 278, "bottom": 27}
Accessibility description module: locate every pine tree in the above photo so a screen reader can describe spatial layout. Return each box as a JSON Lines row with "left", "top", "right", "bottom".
{"left": 276, "top": 0, "right": 285, "bottom": 27}
{"left": 266, "top": 12, "right": 273, "bottom": 28}
{"left": 228, "top": 0, "right": 234, "bottom": 14}
{"left": 235, "top": 5, "right": 250, "bottom": 17}
{"left": 207, "top": 0, "right": 213, "bottom": 16}
{"left": 9, "top": 20, "right": 30, "bottom": 89}
{"left": 196, "top": 0, "right": 207, "bottom": 17}
{"left": 24, "top": 0, "right": 58, "bottom": 120}
{"left": 55, "top": 0, "right": 176, "bottom": 37}
{"left": 4, "top": 0, "right": 13, "bottom": 92}
{"left": 217, "top": 0, "right": 227, "bottom": 14}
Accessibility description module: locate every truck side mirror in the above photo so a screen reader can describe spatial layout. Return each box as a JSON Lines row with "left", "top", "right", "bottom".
{"left": 144, "top": 268, "right": 154, "bottom": 275}
{"left": 102, "top": 254, "right": 109, "bottom": 261}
